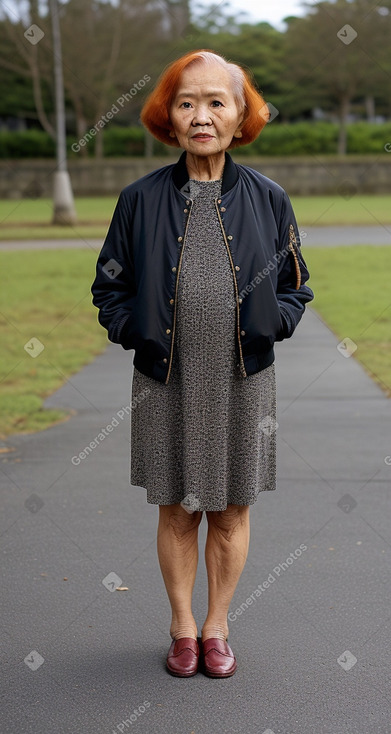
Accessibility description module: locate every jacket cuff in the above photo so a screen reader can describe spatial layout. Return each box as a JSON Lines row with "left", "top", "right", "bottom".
{"left": 109, "top": 313, "right": 134, "bottom": 350}
{"left": 275, "top": 307, "right": 292, "bottom": 341}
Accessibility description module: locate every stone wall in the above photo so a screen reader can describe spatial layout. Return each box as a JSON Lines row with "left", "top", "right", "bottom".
{"left": 1, "top": 155, "right": 390, "bottom": 198}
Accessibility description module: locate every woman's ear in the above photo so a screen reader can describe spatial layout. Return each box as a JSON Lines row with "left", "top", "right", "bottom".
{"left": 233, "top": 113, "right": 245, "bottom": 138}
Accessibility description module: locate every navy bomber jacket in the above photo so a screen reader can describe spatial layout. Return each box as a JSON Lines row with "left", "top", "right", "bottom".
{"left": 91, "top": 149, "right": 314, "bottom": 384}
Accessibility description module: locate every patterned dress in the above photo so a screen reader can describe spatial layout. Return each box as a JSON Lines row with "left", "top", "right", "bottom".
{"left": 129, "top": 177, "right": 276, "bottom": 512}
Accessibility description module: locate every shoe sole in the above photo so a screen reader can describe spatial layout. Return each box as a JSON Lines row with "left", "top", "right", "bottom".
{"left": 202, "top": 662, "right": 237, "bottom": 678}
{"left": 166, "top": 663, "right": 198, "bottom": 677}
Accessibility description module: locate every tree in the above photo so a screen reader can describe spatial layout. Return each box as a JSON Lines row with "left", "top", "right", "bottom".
{"left": 283, "top": 0, "right": 391, "bottom": 153}
{"left": 0, "top": 1, "right": 55, "bottom": 137}
{"left": 0, "top": 0, "right": 183, "bottom": 157}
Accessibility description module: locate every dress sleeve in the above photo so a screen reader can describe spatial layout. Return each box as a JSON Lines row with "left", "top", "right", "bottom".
{"left": 274, "top": 190, "right": 314, "bottom": 341}
{"left": 91, "top": 190, "right": 137, "bottom": 350}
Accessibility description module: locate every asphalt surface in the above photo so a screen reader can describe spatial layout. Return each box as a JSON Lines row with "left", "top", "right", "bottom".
{"left": 1, "top": 306, "right": 391, "bottom": 734}
{"left": 1, "top": 225, "right": 391, "bottom": 250}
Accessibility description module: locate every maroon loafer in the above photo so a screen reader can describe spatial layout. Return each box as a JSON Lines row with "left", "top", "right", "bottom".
{"left": 201, "top": 638, "right": 237, "bottom": 678}
{"left": 166, "top": 636, "right": 199, "bottom": 677}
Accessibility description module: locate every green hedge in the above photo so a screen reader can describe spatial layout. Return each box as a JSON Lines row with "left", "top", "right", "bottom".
{"left": 241, "top": 121, "right": 391, "bottom": 156}
{"left": 0, "top": 129, "right": 56, "bottom": 158}
{"left": 1, "top": 122, "right": 391, "bottom": 158}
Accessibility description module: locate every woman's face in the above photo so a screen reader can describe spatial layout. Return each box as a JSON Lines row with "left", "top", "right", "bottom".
{"left": 169, "top": 62, "right": 244, "bottom": 154}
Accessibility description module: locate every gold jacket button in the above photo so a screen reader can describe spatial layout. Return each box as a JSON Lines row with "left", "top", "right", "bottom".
{"left": 238, "top": 297, "right": 243, "bottom": 304}
{"left": 163, "top": 357, "right": 167, "bottom": 363}
{"left": 221, "top": 207, "right": 226, "bottom": 212}
{"left": 169, "top": 298, "right": 174, "bottom": 305}
{"left": 240, "top": 330, "right": 246, "bottom": 336}
{"left": 217, "top": 199, "right": 222, "bottom": 204}
{"left": 177, "top": 236, "right": 183, "bottom": 242}
{"left": 184, "top": 208, "right": 188, "bottom": 213}
{"left": 227, "top": 235, "right": 233, "bottom": 240}
{"left": 186, "top": 200, "right": 190, "bottom": 205}
{"left": 166, "top": 328, "right": 171, "bottom": 334}
{"left": 172, "top": 266, "right": 177, "bottom": 272}
{"left": 235, "top": 265, "right": 240, "bottom": 271}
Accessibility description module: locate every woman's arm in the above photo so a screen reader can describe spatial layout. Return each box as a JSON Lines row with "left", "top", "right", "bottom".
{"left": 91, "top": 191, "right": 137, "bottom": 350}
{"left": 274, "top": 190, "right": 314, "bottom": 341}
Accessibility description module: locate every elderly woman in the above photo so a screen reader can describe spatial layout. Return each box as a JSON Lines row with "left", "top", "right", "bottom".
{"left": 91, "top": 49, "right": 314, "bottom": 678}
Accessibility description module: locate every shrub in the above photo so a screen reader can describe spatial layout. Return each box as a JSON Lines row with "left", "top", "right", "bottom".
{"left": 0, "top": 129, "right": 56, "bottom": 158}
{"left": 1, "top": 122, "right": 391, "bottom": 158}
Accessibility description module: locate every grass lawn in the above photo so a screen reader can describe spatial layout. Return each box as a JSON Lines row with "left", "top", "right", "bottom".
{"left": 0, "top": 195, "right": 390, "bottom": 240}
{"left": 304, "top": 246, "right": 391, "bottom": 398}
{"left": 0, "top": 197, "right": 116, "bottom": 240}
{"left": 0, "top": 249, "right": 107, "bottom": 437}
{"left": 0, "top": 245, "right": 390, "bottom": 439}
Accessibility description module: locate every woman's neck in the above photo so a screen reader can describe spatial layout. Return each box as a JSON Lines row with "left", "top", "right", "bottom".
{"left": 185, "top": 151, "right": 225, "bottom": 181}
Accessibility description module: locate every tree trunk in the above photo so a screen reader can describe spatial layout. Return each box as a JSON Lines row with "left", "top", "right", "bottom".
{"left": 75, "top": 110, "right": 88, "bottom": 158}
{"left": 337, "top": 95, "right": 350, "bottom": 155}
{"left": 95, "top": 129, "right": 104, "bottom": 159}
{"left": 144, "top": 129, "right": 154, "bottom": 157}
{"left": 365, "top": 95, "right": 376, "bottom": 122}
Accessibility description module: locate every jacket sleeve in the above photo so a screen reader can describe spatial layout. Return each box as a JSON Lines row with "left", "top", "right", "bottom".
{"left": 274, "top": 190, "right": 314, "bottom": 341}
{"left": 91, "top": 190, "right": 137, "bottom": 350}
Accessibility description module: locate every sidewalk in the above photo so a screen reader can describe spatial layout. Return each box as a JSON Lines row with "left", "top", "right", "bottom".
{"left": 1, "top": 306, "right": 390, "bottom": 734}
{"left": 1, "top": 225, "right": 391, "bottom": 250}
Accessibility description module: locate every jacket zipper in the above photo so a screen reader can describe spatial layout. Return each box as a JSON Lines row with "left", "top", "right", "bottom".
{"left": 288, "top": 223, "right": 301, "bottom": 290}
{"left": 165, "top": 201, "right": 194, "bottom": 384}
{"left": 214, "top": 199, "right": 247, "bottom": 378}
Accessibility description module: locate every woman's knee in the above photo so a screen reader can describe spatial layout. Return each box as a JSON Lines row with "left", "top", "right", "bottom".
{"left": 159, "top": 503, "right": 203, "bottom": 538}
{"left": 206, "top": 504, "right": 249, "bottom": 538}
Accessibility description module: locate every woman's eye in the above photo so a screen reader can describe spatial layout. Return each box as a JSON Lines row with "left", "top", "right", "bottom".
{"left": 180, "top": 100, "right": 223, "bottom": 108}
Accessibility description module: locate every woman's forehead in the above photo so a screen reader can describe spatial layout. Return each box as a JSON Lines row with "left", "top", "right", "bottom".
{"left": 175, "top": 64, "right": 234, "bottom": 96}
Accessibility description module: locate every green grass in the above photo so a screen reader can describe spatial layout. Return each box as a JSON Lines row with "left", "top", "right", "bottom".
{"left": 0, "top": 245, "right": 390, "bottom": 439}
{"left": 0, "top": 195, "right": 390, "bottom": 240}
{"left": 291, "top": 195, "right": 391, "bottom": 227}
{"left": 0, "top": 250, "right": 107, "bottom": 437}
{"left": 0, "top": 197, "right": 116, "bottom": 240}
{"left": 305, "top": 246, "right": 391, "bottom": 397}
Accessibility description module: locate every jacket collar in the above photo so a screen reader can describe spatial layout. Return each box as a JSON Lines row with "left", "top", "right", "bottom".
{"left": 172, "top": 149, "right": 239, "bottom": 196}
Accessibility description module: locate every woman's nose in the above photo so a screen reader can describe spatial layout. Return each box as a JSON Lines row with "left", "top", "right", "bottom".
{"left": 192, "top": 107, "right": 212, "bottom": 125}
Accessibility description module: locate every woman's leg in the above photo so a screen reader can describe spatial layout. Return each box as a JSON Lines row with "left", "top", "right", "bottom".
{"left": 157, "top": 503, "right": 203, "bottom": 640}
{"left": 202, "top": 504, "right": 250, "bottom": 641}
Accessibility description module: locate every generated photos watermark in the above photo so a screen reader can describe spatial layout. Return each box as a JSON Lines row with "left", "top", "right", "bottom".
{"left": 228, "top": 544, "right": 308, "bottom": 621}
{"left": 71, "top": 390, "right": 150, "bottom": 466}
{"left": 111, "top": 701, "right": 151, "bottom": 732}
{"left": 72, "top": 75, "right": 151, "bottom": 153}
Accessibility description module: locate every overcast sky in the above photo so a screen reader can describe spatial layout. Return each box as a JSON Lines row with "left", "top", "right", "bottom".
{"left": 219, "top": 0, "right": 315, "bottom": 29}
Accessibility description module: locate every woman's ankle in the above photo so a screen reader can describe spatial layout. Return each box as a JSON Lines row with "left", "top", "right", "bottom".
{"left": 201, "top": 622, "right": 229, "bottom": 642}
{"left": 170, "top": 620, "right": 198, "bottom": 640}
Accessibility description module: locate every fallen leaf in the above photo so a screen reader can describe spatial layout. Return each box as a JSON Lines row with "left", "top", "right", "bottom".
{"left": 116, "top": 586, "right": 129, "bottom": 591}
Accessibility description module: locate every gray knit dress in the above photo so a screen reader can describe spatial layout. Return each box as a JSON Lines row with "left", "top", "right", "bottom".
{"left": 129, "top": 177, "right": 277, "bottom": 512}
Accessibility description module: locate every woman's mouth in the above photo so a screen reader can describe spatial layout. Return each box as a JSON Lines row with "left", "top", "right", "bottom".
{"left": 192, "top": 134, "right": 214, "bottom": 141}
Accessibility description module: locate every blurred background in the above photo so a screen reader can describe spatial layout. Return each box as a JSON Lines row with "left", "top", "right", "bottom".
{"left": 1, "top": 0, "right": 390, "bottom": 437}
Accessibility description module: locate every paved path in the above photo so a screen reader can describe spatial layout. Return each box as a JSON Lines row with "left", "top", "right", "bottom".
{"left": 1, "top": 307, "right": 391, "bottom": 734}
{"left": 1, "top": 225, "right": 391, "bottom": 251}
